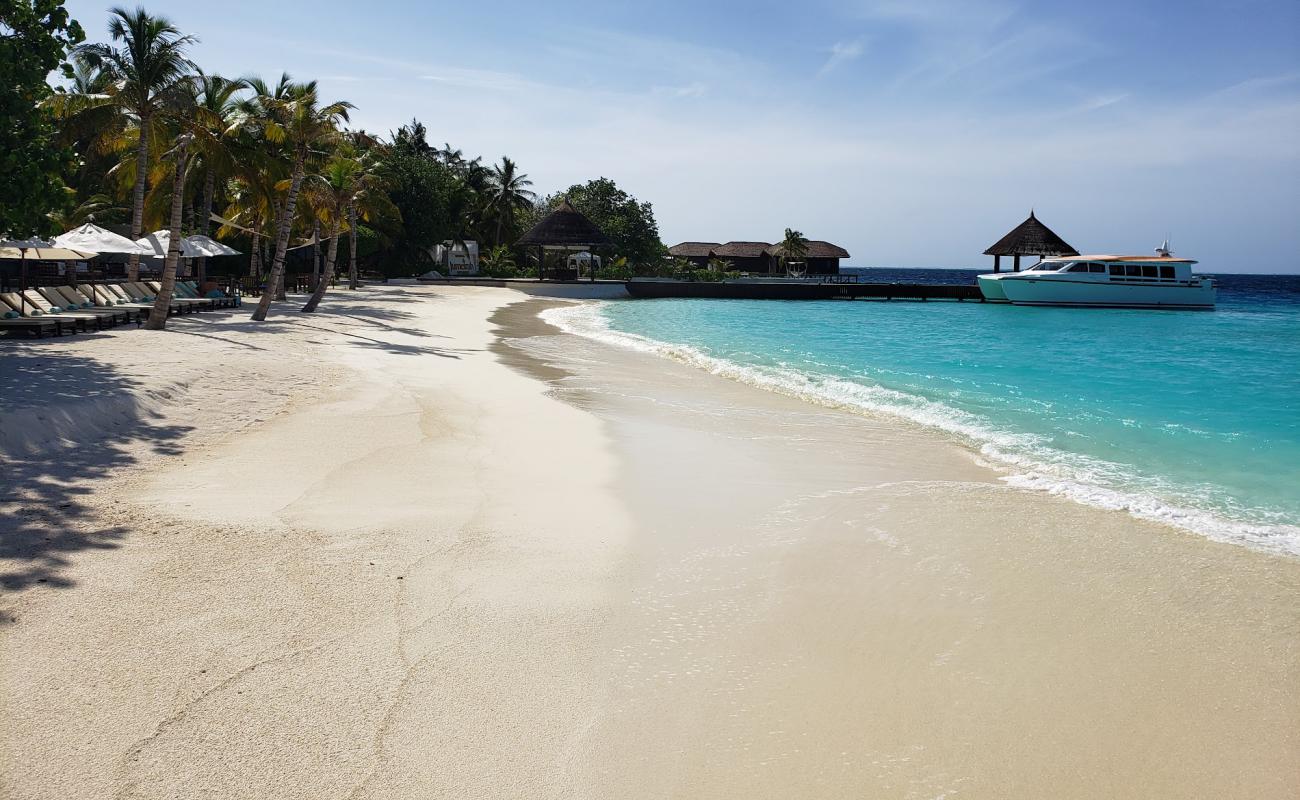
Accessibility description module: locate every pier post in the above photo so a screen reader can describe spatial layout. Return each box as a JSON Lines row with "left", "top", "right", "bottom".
{"left": 994, "top": 255, "right": 1001, "bottom": 273}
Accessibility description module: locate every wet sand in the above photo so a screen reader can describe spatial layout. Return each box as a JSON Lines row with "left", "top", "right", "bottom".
{"left": 496, "top": 298, "right": 1300, "bottom": 799}
{"left": 1, "top": 286, "right": 1296, "bottom": 798}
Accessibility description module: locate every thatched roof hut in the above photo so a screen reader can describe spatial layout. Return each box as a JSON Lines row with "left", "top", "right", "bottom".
{"left": 517, "top": 198, "right": 613, "bottom": 249}
{"left": 517, "top": 198, "right": 612, "bottom": 280}
{"left": 713, "top": 241, "right": 771, "bottom": 258}
{"left": 983, "top": 212, "right": 1077, "bottom": 272}
{"left": 667, "top": 242, "right": 720, "bottom": 258}
{"left": 768, "top": 240, "right": 850, "bottom": 259}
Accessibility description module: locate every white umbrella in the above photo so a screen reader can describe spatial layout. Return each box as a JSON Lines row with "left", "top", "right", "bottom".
{"left": 183, "top": 234, "right": 241, "bottom": 257}
{"left": 54, "top": 223, "right": 155, "bottom": 255}
{"left": 138, "top": 230, "right": 204, "bottom": 258}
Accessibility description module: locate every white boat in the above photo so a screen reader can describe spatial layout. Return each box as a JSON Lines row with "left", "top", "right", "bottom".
{"left": 977, "top": 248, "right": 1215, "bottom": 309}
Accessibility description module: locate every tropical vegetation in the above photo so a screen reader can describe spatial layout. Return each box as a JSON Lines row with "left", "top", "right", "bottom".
{"left": 6, "top": 2, "right": 669, "bottom": 330}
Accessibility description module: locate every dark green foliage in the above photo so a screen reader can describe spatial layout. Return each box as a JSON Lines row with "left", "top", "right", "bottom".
{"left": 529, "top": 178, "right": 664, "bottom": 268}
{"left": 379, "top": 123, "right": 461, "bottom": 275}
{"left": 0, "top": 0, "right": 84, "bottom": 235}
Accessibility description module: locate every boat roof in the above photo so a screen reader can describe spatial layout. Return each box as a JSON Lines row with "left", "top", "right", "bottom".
{"left": 1046, "top": 254, "right": 1197, "bottom": 263}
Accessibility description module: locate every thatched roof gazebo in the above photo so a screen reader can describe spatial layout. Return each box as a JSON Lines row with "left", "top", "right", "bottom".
{"left": 984, "top": 211, "right": 1078, "bottom": 272}
{"left": 517, "top": 198, "right": 613, "bottom": 281}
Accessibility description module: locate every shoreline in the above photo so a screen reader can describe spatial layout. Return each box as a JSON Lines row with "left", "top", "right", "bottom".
{"left": 2, "top": 285, "right": 1297, "bottom": 798}
{"left": 541, "top": 298, "right": 1300, "bottom": 557}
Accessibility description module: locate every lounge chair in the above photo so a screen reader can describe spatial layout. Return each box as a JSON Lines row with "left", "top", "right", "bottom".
{"left": 1, "top": 292, "right": 94, "bottom": 332}
{"left": 176, "top": 280, "right": 235, "bottom": 308}
{"left": 43, "top": 286, "right": 131, "bottom": 324}
{"left": 116, "top": 282, "right": 191, "bottom": 314}
{"left": 131, "top": 281, "right": 209, "bottom": 311}
{"left": 0, "top": 314, "right": 63, "bottom": 337}
{"left": 142, "top": 281, "right": 214, "bottom": 311}
{"left": 72, "top": 284, "right": 146, "bottom": 324}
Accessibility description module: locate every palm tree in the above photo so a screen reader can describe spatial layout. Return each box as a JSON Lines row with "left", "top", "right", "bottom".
{"left": 300, "top": 147, "right": 395, "bottom": 312}
{"left": 778, "top": 228, "right": 809, "bottom": 276}
{"left": 46, "top": 193, "right": 122, "bottom": 230}
{"left": 187, "top": 70, "right": 248, "bottom": 283}
{"left": 234, "top": 78, "right": 353, "bottom": 320}
{"left": 76, "top": 7, "right": 196, "bottom": 280}
{"left": 485, "top": 156, "right": 535, "bottom": 246}
{"left": 144, "top": 131, "right": 193, "bottom": 330}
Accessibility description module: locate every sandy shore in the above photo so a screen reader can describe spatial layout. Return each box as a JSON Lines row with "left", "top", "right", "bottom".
{"left": 2, "top": 285, "right": 1297, "bottom": 798}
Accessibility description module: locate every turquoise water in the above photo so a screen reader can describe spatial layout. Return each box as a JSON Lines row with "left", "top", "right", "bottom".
{"left": 548, "top": 273, "right": 1300, "bottom": 555}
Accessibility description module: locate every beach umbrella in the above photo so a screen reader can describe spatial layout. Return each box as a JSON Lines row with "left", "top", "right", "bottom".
{"left": 0, "top": 239, "right": 97, "bottom": 314}
{"left": 183, "top": 234, "right": 241, "bottom": 257}
{"left": 137, "top": 230, "right": 204, "bottom": 259}
{"left": 53, "top": 224, "right": 154, "bottom": 307}
{"left": 54, "top": 223, "right": 155, "bottom": 256}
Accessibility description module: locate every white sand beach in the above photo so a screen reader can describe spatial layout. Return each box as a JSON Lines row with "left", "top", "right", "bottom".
{"left": 2, "top": 285, "right": 1297, "bottom": 799}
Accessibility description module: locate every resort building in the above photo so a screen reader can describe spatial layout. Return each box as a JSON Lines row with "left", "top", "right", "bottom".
{"left": 668, "top": 240, "right": 851, "bottom": 274}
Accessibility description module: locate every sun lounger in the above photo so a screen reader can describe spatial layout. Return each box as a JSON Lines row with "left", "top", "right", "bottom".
{"left": 116, "top": 282, "right": 190, "bottom": 314}
{"left": 2, "top": 292, "right": 94, "bottom": 332}
{"left": 0, "top": 316, "right": 63, "bottom": 337}
{"left": 36, "top": 287, "right": 123, "bottom": 326}
{"left": 142, "top": 281, "right": 215, "bottom": 310}
{"left": 178, "top": 280, "right": 237, "bottom": 308}
{"left": 43, "top": 286, "right": 131, "bottom": 324}
{"left": 130, "top": 281, "right": 208, "bottom": 310}
{"left": 72, "top": 284, "right": 146, "bottom": 324}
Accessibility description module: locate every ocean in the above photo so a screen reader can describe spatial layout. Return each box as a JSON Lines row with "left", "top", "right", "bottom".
{"left": 546, "top": 269, "right": 1300, "bottom": 556}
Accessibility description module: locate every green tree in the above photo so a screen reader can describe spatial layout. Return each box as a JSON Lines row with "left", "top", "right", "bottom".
{"left": 777, "top": 227, "right": 809, "bottom": 275}
{"left": 485, "top": 156, "right": 534, "bottom": 246}
{"left": 531, "top": 178, "right": 664, "bottom": 267}
{"left": 0, "top": 0, "right": 84, "bottom": 236}
{"left": 186, "top": 69, "right": 247, "bottom": 283}
{"left": 379, "top": 121, "right": 461, "bottom": 275}
{"left": 233, "top": 77, "right": 352, "bottom": 320}
{"left": 75, "top": 6, "right": 196, "bottom": 279}
{"left": 300, "top": 145, "right": 396, "bottom": 312}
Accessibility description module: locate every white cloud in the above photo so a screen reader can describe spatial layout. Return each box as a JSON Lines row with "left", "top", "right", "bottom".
{"left": 818, "top": 40, "right": 866, "bottom": 77}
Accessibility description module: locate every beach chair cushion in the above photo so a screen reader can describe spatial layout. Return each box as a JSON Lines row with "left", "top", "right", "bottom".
{"left": 3, "top": 311, "right": 16, "bottom": 319}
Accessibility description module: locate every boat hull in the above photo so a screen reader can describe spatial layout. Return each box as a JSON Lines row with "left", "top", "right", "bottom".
{"left": 997, "top": 276, "right": 1215, "bottom": 309}
{"left": 976, "top": 275, "right": 1010, "bottom": 302}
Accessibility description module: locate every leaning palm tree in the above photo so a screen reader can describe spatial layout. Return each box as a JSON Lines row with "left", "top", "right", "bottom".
{"left": 485, "top": 156, "right": 535, "bottom": 246}
{"left": 778, "top": 228, "right": 809, "bottom": 276}
{"left": 300, "top": 147, "right": 396, "bottom": 312}
{"left": 75, "top": 7, "right": 196, "bottom": 280}
{"left": 144, "top": 131, "right": 194, "bottom": 330}
{"left": 234, "top": 78, "right": 353, "bottom": 321}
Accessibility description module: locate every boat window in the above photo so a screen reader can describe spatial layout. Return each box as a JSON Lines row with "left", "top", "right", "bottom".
{"left": 1125, "top": 265, "right": 1143, "bottom": 277}
{"left": 1160, "top": 266, "right": 1175, "bottom": 279}
{"left": 1142, "top": 265, "right": 1158, "bottom": 278}
{"left": 1109, "top": 265, "right": 1124, "bottom": 276}
{"left": 1067, "top": 263, "right": 1090, "bottom": 273}
{"left": 1089, "top": 264, "right": 1106, "bottom": 273}
{"left": 1034, "top": 261, "right": 1063, "bottom": 271}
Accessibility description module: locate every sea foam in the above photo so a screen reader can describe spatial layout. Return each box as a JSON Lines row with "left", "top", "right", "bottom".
{"left": 542, "top": 301, "right": 1300, "bottom": 558}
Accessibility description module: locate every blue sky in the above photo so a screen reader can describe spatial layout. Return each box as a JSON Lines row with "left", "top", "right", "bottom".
{"left": 66, "top": 0, "right": 1300, "bottom": 271}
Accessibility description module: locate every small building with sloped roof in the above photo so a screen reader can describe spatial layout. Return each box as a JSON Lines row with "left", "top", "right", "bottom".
{"left": 984, "top": 212, "right": 1078, "bottom": 272}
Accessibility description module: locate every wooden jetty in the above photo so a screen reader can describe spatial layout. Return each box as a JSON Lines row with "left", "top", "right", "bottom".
{"left": 625, "top": 278, "right": 983, "bottom": 302}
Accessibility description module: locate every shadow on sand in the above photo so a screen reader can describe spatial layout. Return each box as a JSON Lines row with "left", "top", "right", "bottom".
{"left": 0, "top": 349, "right": 191, "bottom": 599}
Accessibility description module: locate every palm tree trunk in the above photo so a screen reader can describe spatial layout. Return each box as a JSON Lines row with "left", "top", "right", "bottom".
{"left": 301, "top": 221, "right": 341, "bottom": 313}
{"left": 198, "top": 169, "right": 214, "bottom": 285}
{"left": 348, "top": 202, "right": 358, "bottom": 290}
{"left": 144, "top": 136, "right": 190, "bottom": 330}
{"left": 311, "top": 218, "right": 321, "bottom": 290}
{"left": 251, "top": 156, "right": 304, "bottom": 321}
{"left": 248, "top": 219, "right": 260, "bottom": 278}
{"left": 127, "top": 110, "right": 151, "bottom": 282}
